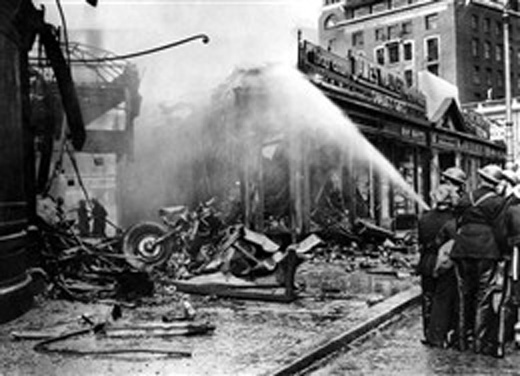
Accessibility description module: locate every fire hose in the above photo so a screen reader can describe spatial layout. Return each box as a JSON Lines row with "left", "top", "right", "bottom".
{"left": 32, "top": 321, "right": 193, "bottom": 358}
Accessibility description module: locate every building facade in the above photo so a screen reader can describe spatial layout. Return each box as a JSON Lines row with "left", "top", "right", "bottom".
{"left": 319, "top": 0, "right": 520, "bottom": 104}
{"left": 298, "top": 38, "right": 505, "bottom": 228}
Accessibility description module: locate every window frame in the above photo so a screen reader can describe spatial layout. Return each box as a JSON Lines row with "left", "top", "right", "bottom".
{"left": 425, "top": 13, "right": 438, "bottom": 31}
{"left": 425, "top": 35, "right": 440, "bottom": 62}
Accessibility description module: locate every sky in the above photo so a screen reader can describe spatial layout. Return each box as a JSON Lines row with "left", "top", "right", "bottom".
{"left": 37, "top": 0, "right": 321, "bottom": 107}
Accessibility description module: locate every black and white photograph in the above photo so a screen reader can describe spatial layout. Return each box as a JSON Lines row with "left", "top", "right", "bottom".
{"left": 2, "top": 0, "right": 520, "bottom": 374}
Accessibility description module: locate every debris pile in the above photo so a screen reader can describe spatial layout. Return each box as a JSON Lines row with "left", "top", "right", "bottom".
{"left": 34, "top": 194, "right": 417, "bottom": 304}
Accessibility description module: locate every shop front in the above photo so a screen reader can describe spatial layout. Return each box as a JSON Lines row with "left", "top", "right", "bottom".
{"left": 297, "top": 38, "right": 505, "bottom": 229}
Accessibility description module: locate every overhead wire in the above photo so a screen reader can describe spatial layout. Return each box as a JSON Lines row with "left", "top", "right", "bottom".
{"left": 31, "top": 34, "right": 210, "bottom": 64}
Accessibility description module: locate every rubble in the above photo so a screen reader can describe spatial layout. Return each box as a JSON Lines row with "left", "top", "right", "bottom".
{"left": 33, "top": 192, "right": 418, "bottom": 308}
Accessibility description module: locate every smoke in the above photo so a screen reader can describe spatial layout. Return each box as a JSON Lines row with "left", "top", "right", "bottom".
{"left": 122, "top": 63, "right": 429, "bottom": 227}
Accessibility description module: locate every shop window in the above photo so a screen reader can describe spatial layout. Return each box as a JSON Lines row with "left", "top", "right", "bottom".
{"left": 394, "top": 148, "right": 416, "bottom": 215}
{"left": 517, "top": 76, "right": 520, "bottom": 91}
{"left": 425, "top": 13, "right": 438, "bottom": 30}
{"left": 387, "top": 41, "right": 400, "bottom": 63}
{"left": 473, "top": 66, "right": 481, "bottom": 85}
{"left": 403, "top": 41, "right": 413, "bottom": 61}
{"left": 471, "top": 38, "right": 479, "bottom": 58}
{"left": 404, "top": 69, "right": 413, "bottom": 87}
{"left": 484, "top": 41, "right": 491, "bottom": 60}
{"left": 427, "top": 64, "right": 439, "bottom": 75}
{"left": 352, "top": 31, "right": 364, "bottom": 47}
{"left": 425, "top": 36, "right": 439, "bottom": 62}
{"left": 375, "top": 47, "right": 385, "bottom": 65}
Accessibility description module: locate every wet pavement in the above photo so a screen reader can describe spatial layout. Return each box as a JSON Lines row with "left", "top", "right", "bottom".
{"left": 305, "top": 306, "right": 520, "bottom": 376}
{"left": 0, "top": 264, "right": 419, "bottom": 376}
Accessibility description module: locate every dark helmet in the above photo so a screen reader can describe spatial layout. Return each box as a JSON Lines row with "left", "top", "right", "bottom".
{"left": 441, "top": 167, "right": 467, "bottom": 186}
{"left": 477, "top": 164, "right": 504, "bottom": 186}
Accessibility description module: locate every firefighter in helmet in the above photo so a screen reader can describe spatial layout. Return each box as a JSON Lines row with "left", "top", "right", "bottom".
{"left": 451, "top": 164, "right": 508, "bottom": 356}
{"left": 441, "top": 167, "right": 467, "bottom": 197}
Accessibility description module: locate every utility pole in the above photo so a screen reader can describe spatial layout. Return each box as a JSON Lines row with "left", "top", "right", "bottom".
{"left": 504, "top": 7, "right": 514, "bottom": 164}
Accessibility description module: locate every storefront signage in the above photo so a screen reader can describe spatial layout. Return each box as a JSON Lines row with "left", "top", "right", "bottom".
{"left": 433, "top": 133, "right": 459, "bottom": 148}
{"left": 298, "top": 40, "right": 426, "bottom": 120}
{"left": 401, "top": 126, "right": 427, "bottom": 143}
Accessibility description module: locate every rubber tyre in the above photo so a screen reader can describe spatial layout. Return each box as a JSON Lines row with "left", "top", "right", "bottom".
{"left": 122, "top": 221, "right": 173, "bottom": 270}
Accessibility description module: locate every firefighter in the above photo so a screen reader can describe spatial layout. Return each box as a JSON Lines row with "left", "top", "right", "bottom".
{"left": 417, "top": 184, "right": 460, "bottom": 347}
{"left": 77, "top": 199, "right": 90, "bottom": 237}
{"left": 417, "top": 184, "right": 460, "bottom": 346}
{"left": 91, "top": 198, "right": 107, "bottom": 238}
{"left": 451, "top": 164, "right": 508, "bottom": 356}
{"left": 441, "top": 166, "right": 467, "bottom": 197}
{"left": 498, "top": 170, "right": 520, "bottom": 355}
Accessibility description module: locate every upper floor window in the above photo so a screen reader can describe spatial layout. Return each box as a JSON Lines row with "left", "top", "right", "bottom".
{"left": 486, "top": 68, "right": 493, "bottom": 87}
{"left": 403, "top": 41, "right": 413, "bottom": 60}
{"left": 484, "top": 41, "right": 491, "bottom": 60}
{"left": 387, "top": 42, "right": 400, "bottom": 64}
{"left": 354, "top": 6, "right": 371, "bottom": 18}
{"left": 404, "top": 69, "right": 413, "bottom": 87}
{"left": 352, "top": 31, "right": 364, "bottom": 47}
{"left": 388, "top": 24, "right": 399, "bottom": 40}
{"left": 473, "top": 65, "right": 481, "bottom": 85}
{"left": 425, "top": 36, "right": 439, "bottom": 62}
{"left": 375, "top": 28, "right": 386, "bottom": 42}
{"left": 375, "top": 47, "right": 385, "bottom": 65}
{"left": 425, "top": 13, "right": 438, "bottom": 30}
{"left": 402, "top": 21, "right": 413, "bottom": 36}
{"left": 484, "top": 18, "right": 491, "bottom": 34}
{"left": 324, "top": 14, "right": 339, "bottom": 29}
{"left": 394, "top": 0, "right": 408, "bottom": 7}
{"left": 496, "top": 21, "right": 503, "bottom": 38}
{"left": 471, "top": 15, "right": 479, "bottom": 31}
{"left": 373, "top": 1, "right": 389, "bottom": 13}
{"left": 496, "top": 44, "right": 504, "bottom": 62}
{"left": 471, "top": 38, "right": 479, "bottom": 58}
